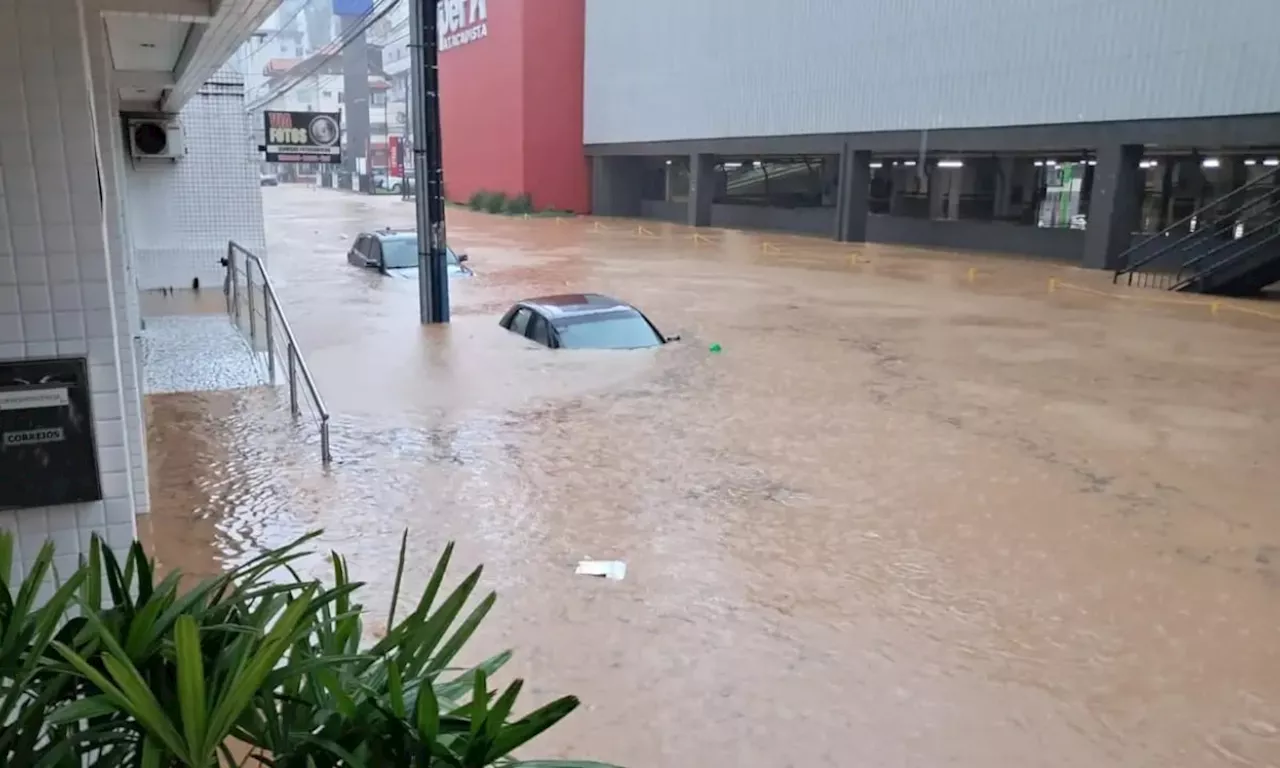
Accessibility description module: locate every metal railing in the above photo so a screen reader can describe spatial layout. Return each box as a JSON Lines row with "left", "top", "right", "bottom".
{"left": 223, "top": 241, "right": 332, "bottom": 464}
{"left": 1114, "top": 165, "right": 1280, "bottom": 289}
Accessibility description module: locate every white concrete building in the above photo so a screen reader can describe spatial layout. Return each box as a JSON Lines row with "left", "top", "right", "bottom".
{"left": 0, "top": 0, "right": 280, "bottom": 585}
{"left": 371, "top": 0, "right": 409, "bottom": 155}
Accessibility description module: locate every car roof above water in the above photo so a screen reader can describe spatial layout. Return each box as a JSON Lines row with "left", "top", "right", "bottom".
{"left": 369, "top": 228, "right": 415, "bottom": 242}
{"left": 519, "top": 293, "right": 638, "bottom": 320}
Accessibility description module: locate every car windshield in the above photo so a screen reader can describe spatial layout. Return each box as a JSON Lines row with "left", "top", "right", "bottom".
{"left": 554, "top": 312, "right": 663, "bottom": 349}
{"left": 380, "top": 236, "right": 457, "bottom": 270}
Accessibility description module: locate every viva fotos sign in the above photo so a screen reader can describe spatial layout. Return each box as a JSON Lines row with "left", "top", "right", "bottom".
{"left": 438, "top": 0, "right": 487, "bottom": 51}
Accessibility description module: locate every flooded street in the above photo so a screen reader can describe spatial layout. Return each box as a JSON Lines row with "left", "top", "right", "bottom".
{"left": 143, "top": 186, "right": 1280, "bottom": 767}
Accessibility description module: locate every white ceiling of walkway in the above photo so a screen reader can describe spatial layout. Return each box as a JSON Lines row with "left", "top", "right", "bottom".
{"left": 97, "top": 0, "right": 284, "bottom": 112}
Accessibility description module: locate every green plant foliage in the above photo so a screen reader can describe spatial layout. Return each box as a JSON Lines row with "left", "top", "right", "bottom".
{"left": 483, "top": 192, "right": 508, "bottom": 214}
{"left": 504, "top": 194, "right": 534, "bottom": 215}
{"left": 0, "top": 530, "right": 618, "bottom": 768}
{"left": 467, "top": 190, "right": 490, "bottom": 211}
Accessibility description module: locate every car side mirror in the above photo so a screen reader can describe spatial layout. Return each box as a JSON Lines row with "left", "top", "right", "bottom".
{"left": 457, "top": 252, "right": 469, "bottom": 263}
{"left": 665, "top": 334, "right": 681, "bottom": 343}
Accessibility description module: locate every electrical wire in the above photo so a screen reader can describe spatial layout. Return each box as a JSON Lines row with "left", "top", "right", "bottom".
{"left": 245, "top": 0, "right": 401, "bottom": 111}
{"left": 242, "top": 0, "right": 314, "bottom": 65}
{"left": 249, "top": 0, "right": 393, "bottom": 104}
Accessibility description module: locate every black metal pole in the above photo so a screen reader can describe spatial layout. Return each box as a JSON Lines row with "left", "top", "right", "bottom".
{"left": 409, "top": 0, "right": 449, "bottom": 323}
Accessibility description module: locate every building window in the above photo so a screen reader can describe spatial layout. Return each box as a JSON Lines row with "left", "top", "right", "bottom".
{"left": 371, "top": 91, "right": 387, "bottom": 107}
{"left": 322, "top": 90, "right": 333, "bottom": 98}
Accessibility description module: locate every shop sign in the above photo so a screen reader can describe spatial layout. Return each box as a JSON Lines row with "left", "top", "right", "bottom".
{"left": 263, "top": 111, "right": 342, "bottom": 164}
{"left": 438, "top": 0, "right": 488, "bottom": 51}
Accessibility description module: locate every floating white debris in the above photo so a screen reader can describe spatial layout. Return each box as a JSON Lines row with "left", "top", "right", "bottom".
{"left": 575, "top": 560, "right": 626, "bottom": 580}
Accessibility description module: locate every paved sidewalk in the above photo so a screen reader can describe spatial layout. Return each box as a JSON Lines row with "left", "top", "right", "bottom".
{"left": 141, "top": 315, "right": 265, "bottom": 394}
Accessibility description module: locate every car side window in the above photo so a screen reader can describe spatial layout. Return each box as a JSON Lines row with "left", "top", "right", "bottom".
{"left": 368, "top": 238, "right": 383, "bottom": 266}
{"left": 510, "top": 308, "right": 533, "bottom": 336}
{"left": 527, "top": 314, "right": 551, "bottom": 346}
{"left": 357, "top": 235, "right": 375, "bottom": 260}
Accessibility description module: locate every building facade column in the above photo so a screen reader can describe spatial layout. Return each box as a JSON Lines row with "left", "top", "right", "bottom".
{"left": 928, "top": 165, "right": 946, "bottom": 220}
{"left": 0, "top": 0, "right": 138, "bottom": 583}
{"left": 946, "top": 166, "right": 964, "bottom": 220}
{"left": 889, "top": 164, "right": 908, "bottom": 216}
{"left": 834, "top": 146, "right": 871, "bottom": 242}
{"left": 1082, "top": 143, "right": 1143, "bottom": 269}
{"left": 993, "top": 157, "right": 1016, "bottom": 219}
{"left": 590, "top": 156, "right": 644, "bottom": 217}
{"left": 688, "top": 153, "right": 716, "bottom": 227}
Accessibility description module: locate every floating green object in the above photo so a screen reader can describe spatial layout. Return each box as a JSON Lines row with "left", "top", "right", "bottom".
{"left": 709, "top": 343, "right": 722, "bottom": 353}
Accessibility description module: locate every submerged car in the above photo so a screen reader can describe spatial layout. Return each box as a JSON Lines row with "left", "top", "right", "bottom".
{"left": 346, "top": 229, "right": 472, "bottom": 277}
{"left": 499, "top": 294, "right": 676, "bottom": 350}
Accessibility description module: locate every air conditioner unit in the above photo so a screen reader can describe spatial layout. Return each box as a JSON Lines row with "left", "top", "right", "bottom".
{"left": 127, "top": 118, "right": 184, "bottom": 160}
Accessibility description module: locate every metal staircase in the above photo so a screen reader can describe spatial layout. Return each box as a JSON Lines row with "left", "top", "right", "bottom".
{"left": 1113, "top": 166, "right": 1280, "bottom": 296}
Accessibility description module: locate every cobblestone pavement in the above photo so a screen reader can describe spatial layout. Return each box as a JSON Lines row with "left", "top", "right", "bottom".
{"left": 141, "top": 315, "right": 264, "bottom": 394}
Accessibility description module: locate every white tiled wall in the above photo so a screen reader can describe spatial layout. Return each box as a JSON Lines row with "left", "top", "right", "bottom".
{"left": 127, "top": 67, "right": 269, "bottom": 291}
{"left": 0, "top": 0, "right": 138, "bottom": 587}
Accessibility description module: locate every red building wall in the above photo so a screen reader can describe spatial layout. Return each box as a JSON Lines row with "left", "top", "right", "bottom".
{"left": 439, "top": 0, "right": 589, "bottom": 212}
{"left": 438, "top": 0, "right": 526, "bottom": 202}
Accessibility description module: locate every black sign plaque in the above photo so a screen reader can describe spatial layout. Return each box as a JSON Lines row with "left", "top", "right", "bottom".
{"left": 0, "top": 357, "right": 103, "bottom": 510}
{"left": 263, "top": 110, "right": 342, "bottom": 164}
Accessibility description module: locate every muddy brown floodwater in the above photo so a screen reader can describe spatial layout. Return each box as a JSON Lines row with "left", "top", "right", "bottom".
{"left": 141, "top": 185, "right": 1280, "bottom": 767}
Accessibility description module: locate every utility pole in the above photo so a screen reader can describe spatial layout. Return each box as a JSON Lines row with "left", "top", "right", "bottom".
{"left": 409, "top": 0, "right": 449, "bottom": 323}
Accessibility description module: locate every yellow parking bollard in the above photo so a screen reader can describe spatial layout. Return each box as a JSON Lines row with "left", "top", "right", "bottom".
{"left": 1048, "top": 277, "right": 1058, "bottom": 293}
{"left": 967, "top": 267, "right": 977, "bottom": 283}
{"left": 1210, "top": 301, "right": 1221, "bottom": 316}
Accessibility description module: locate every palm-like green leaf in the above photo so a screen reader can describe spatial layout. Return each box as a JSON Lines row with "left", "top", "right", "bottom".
{"left": 2, "top": 529, "right": 619, "bottom": 768}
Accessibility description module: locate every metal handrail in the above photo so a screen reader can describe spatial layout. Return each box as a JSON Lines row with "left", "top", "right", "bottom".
{"left": 1121, "top": 188, "right": 1280, "bottom": 285}
{"left": 223, "top": 241, "right": 332, "bottom": 464}
{"left": 1172, "top": 222, "right": 1280, "bottom": 292}
{"left": 1115, "top": 165, "right": 1280, "bottom": 280}
{"left": 1173, "top": 196, "right": 1280, "bottom": 275}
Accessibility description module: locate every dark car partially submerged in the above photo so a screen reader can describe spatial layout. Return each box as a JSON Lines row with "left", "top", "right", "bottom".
{"left": 499, "top": 294, "right": 676, "bottom": 349}
{"left": 347, "top": 229, "right": 472, "bottom": 277}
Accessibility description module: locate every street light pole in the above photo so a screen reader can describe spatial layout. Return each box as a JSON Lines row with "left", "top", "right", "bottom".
{"left": 409, "top": 0, "right": 449, "bottom": 324}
